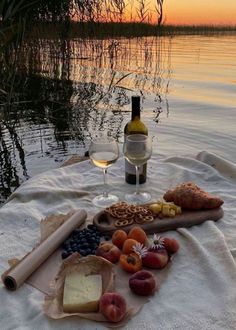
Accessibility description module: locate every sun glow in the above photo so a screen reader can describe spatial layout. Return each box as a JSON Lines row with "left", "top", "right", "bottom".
{"left": 119, "top": 0, "right": 236, "bottom": 26}
{"left": 164, "top": 0, "right": 236, "bottom": 25}
{"left": 71, "top": 0, "right": 236, "bottom": 26}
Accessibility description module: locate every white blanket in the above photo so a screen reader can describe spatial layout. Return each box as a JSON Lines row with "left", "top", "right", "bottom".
{"left": 0, "top": 151, "right": 236, "bottom": 330}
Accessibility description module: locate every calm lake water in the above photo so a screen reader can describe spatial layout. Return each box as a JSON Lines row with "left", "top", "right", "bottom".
{"left": 1, "top": 34, "right": 236, "bottom": 203}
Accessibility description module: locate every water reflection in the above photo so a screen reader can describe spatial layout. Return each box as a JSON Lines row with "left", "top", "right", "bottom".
{"left": 0, "top": 36, "right": 172, "bottom": 203}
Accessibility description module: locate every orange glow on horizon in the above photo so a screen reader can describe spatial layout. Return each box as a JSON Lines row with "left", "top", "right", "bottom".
{"left": 72, "top": 0, "right": 236, "bottom": 26}
{"left": 126, "top": 0, "right": 236, "bottom": 26}
{"left": 164, "top": 0, "right": 236, "bottom": 26}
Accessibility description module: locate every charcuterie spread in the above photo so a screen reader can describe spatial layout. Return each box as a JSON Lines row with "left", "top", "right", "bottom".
{"left": 1, "top": 182, "right": 225, "bottom": 326}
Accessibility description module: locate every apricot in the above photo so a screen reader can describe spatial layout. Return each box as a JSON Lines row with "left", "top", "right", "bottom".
{"left": 122, "top": 238, "right": 139, "bottom": 255}
{"left": 120, "top": 253, "right": 142, "bottom": 273}
{"left": 127, "top": 226, "right": 147, "bottom": 245}
{"left": 112, "top": 230, "right": 128, "bottom": 249}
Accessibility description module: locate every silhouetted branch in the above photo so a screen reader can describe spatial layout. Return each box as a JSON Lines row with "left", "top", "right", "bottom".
{"left": 155, "top": 0, "right": 164, "bottom": 26}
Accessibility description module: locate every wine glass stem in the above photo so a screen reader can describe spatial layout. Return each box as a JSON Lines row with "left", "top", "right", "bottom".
{"left": 135, "top": 166, "right": 140, "bottom": 195}
{"left": 102, "top": 168, "right": 108, "bottom": 198}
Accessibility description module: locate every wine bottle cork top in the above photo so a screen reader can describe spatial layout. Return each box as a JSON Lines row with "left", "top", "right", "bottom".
{"left": 132, "top": 96, "right": 140, "bottom": 109}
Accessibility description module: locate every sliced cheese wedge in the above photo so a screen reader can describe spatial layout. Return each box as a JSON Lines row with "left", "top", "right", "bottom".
{"left": 63, "top": 272, "right": 102, "bottom": 313}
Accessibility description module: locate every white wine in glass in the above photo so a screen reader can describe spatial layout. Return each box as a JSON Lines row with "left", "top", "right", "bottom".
{"left": 89, "top": 136, "right": 119, "bottom": 207}
{"left": 90, "top": 151, "right": 118, "bottom": 168}
{"left": 123, "top": 134, "right": 152, "bottom": 204}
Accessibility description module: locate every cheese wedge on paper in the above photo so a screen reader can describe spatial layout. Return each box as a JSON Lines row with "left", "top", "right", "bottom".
{"left": 63, "top": 272, "right": 102, "bottom": 313}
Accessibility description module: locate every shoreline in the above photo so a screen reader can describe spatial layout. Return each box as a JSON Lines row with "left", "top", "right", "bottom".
{"left": 25, "top": 22, "right": 236, "bottom": 39}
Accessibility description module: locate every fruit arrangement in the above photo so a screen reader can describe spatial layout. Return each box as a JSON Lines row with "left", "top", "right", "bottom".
{"left": 61, "top": 224, "right": 180, "bottom": 323}
{"left": 113, "top": 226, "right": 179, "bottom": 273}
{"left": 95, "top": 226, "right": 179, "bottom": 301}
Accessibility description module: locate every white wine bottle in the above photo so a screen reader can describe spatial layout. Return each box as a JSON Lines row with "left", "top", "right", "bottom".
{"left": 124, "top": 96, "right": 148, "bottom": 184}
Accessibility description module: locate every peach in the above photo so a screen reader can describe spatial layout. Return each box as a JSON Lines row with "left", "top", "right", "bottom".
{"left": 96, "top": 242, "right": 121, "bottom": 263}
{"left": 142, "top": 249, "right": 169, "bottom": 269}
{"left": 129, "top": 270, "right": 158, "bottom": 296}
{"left": 163, "top": 237, "right": 180, "bottom": 254}
{"left": 99, "top": 292, "right": 126, "bottom": 323}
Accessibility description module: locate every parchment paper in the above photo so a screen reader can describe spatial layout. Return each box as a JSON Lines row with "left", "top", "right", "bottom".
{"left": 1, "top": 209, "right": 87, "bottom": 291}
{"left": 42, "top": 252, "right": 162, "bottom": 328}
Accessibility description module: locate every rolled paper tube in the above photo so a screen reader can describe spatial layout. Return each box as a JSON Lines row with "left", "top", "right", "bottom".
{"left": 2, "top": 209, "right": 87, "bottom": 291}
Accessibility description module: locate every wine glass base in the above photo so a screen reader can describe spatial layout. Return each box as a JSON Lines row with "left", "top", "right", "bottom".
{"left": 125, "top": 192, "right": 151, "bottom": 204}
{"left": 92, "top": 194, "right": 119, "bottom": 208}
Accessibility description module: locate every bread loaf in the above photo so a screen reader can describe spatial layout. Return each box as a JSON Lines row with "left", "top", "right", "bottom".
{"left": 163, "top": 182, "right": 224, "bottom": 210}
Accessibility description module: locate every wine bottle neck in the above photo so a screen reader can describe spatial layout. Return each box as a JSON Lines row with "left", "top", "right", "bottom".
{"left": 131, "top": 96, "right": 141, "bottom": 120}
{"left": 131, "top": 110, "right": 140, "bottom": 120}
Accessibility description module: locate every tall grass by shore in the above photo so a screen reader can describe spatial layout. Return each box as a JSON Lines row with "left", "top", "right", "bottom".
{"left": 27, "top": 21, "right": 236, "bottom": 39}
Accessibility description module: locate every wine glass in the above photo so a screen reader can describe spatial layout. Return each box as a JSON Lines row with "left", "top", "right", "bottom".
{"left": 123, "top": 134, "right": 152, "bottom": 204}
{"left": 89, "top": 136, "right": 119, "bottom": 207}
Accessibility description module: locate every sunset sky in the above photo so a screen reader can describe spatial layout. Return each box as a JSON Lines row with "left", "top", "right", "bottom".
{"left": 164, "top": 0, "right": 236, "bottom": 25}
{"left": 72, "top": 1, "right": 236, "bottom": 26}
{"left": 125, "top": 0, "right": 236, "bottom": 25}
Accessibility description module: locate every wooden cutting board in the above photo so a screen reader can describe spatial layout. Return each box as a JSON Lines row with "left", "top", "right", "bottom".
{"left": 93, "top": 207, "right": 224, "bottom": 236}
